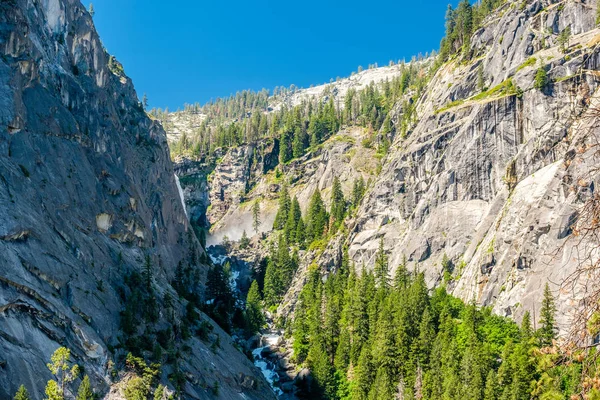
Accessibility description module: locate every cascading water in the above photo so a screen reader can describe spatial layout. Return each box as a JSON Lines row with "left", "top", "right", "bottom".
{"left": 174, "top": 174, "right": 188, "bottom": 218}
{"left": 252, "top": 331, "right": 285, "bottom": 397}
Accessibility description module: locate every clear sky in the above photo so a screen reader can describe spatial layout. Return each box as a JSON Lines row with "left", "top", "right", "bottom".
{"left": 91, "top": 0, "right": 455, "bottom": 110}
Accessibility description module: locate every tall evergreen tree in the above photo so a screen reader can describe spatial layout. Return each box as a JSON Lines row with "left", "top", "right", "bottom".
{"left": 330, "top": 176, "right": 346, "bottom": 230}
{"left": 245, "top": 280, "right": 264, "bottom": 334}
{"left": 285, "top": 196, "right": 302, "bottom": 242}
{"left": 352, "top": 176, "right": 366, "bottom": 210}
{"left": 306, "top": 190, "right": 328, "bottom": 243}
{"left": 374, "top": 238, "right": 389, "bottom": 289}
{"left": 273, "top": 184, "right": 291, "bottom": 229}
{"left": 538, "top": 283, "right": 557, "bottom": 347}
{"left": 252, "top": 199, "right": 261, "bottom": 234}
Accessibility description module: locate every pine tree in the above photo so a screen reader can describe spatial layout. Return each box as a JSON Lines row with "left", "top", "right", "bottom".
{"left": 352, "top": 176, "right": 366, "bottom": 209}
{"left": 331, "top": 176, "right": 346, "bottom": 229}
{"left": 279, "top": 130, "right": 293, "bottom": 163}
{"left": 154, "top": 385, "right": 165, "bottom": 400}
{"left": 252, "top": 199, "right": 261, "bottom": 234}
{"left": 273, "top": 184, "right": 291, "bottom": 229}
{"left": 394, "top": 255, "right": 410, "bottom": 290}
{"left": 46, "top": 347, "right": 79, "bottom": 399}
{"left": 245, "top": 280, "right": 264, "bottom": 333}
{"left": 45, "top": 380, "right": 63, "bottom": 400}
{"left": 296, "top": 217, "right": 306, "bottom": 248}
{"left": 263, "top": 258, "right": 280, "bottom": 308}
{"left": 538, "top": 283, "right": 557, "bottom": 347}
{"left": 353, "top": 346, "right": 375, "bottom": 400}
{"left": 477, "top": 63, "right": 486, "bottom": 92}
{"left": 306, "top": 190, "right": 328, "bottom": 243}
{"left": 483, "top": 370, "right": 499, "bottom": 400}
{"left": 520, "top": 311, "right": 533, "bottom": 343}
{"left": 143, "top": 255, "right": 152, "bottom": 292}
{"left": 374, "top": 238, "right": 389, "bottom": 289}
{"left": 142, "top": 93, "right": 148, "bottom": 110}
{"left": 14, "top": 385, "right": 30, "bottom": 400}
{"left": 88, "top": 3, "right": 95, "bottom": 18}
{"left": 285, "top": 196, "right": 302, "bottom": 242}
{"left": 76, "top": 376, "right": 94, "bottom": 400}
{"left": 239, "top": 230, "right": 250, "bottom": 249}
{"left": 292, "top": 126, "right": 307, "bottom": 158}
{"left": 557, "top": 26, "right": 571, "bottom": 54}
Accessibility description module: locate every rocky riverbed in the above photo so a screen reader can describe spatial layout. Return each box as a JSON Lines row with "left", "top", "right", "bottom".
{"left": 251, "top": 320, "right": 309, "bottom": 399}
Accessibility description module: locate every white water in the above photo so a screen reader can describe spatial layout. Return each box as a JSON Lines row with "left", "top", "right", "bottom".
{"left": 209, "top": 252, "right": 227, "bottom": 265}
{"left": 174, "top": 174, "right": 188, "bottom": 218}
{"left": 252, "top": 337, "right": 284, "bottom": 397}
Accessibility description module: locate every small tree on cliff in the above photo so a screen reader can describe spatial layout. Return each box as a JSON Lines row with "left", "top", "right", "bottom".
{"left": 46, "top": 347, "right": 80, "bottom": 399}
{"left": 252, "top": 199, "right": 261, "bottom": 234}
{"left": 14, "top": 385, "right": 31, "bottom": 400}
{"left": 76, "top": 376, "right": 94, "bottom": 400}
{"left": 534, "top": 66, "right": 548, "bottom": 91}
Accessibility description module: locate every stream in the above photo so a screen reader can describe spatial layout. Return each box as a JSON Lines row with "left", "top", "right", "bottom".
{"left": 207, "top": 245, "right": 298, "bottom": 398}
{"left": 252, "top": 330, "right": 285, "bottom": 397}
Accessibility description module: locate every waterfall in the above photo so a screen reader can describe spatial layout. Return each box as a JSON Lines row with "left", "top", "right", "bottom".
{"left": 174, "top": 174, "right": 188, "bottom": 218}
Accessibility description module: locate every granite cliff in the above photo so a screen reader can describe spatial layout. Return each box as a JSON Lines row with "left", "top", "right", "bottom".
{"left": 0, "top": 0, "right": 275, "bottom": 398}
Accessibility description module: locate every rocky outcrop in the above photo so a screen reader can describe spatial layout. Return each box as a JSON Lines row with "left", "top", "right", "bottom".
{"left": 348, "top": 0, "right": 600, "bottom": 330}
{"left": 206, "top": 138, "right": 279, "bottom": 227}
{"left": 203, "top": 127, "right": 377, "bottom": 245}
{"left": 0, "top": 1, "right": 274, "bottom": 399}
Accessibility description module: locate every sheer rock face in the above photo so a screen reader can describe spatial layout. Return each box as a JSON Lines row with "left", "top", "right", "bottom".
{"left": 348, "top": 0, "right": 600, "bottom": 330}
{"left": 0, "top": 1, "right": 274, "bottom": 399}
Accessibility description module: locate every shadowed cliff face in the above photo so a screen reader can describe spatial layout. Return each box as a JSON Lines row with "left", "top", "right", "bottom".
{"left": 0, "top": 1, "right": 275, "bottom": 399}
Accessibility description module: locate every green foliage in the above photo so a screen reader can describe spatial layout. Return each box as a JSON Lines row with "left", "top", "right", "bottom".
{"left": 252, "top": 199, "right": 261, "bottom": 234}
{"left": 153, "top": 385, "right": 165, "bottom": 400}
{"left": 558, "top": 26, "right": 572, "bottom": 54}
{"left": 273, "top": 183, "right": 291, "bottom": 230}
{"left": 239, "top": 230, "right": 250, "bottom": 249}
{"left": 516, "top": 57, "right": 537, "bottom": 72}
{"left": 290, "top": 259, "right": 558, "bottom": 400}
{"left": 205, "top": 263, "right": 235, "bottom": 330}
{"left": 263, "top": 234, "right": 299, "bottom": 307}
{"left": 306, "top": 190, "right": 329, "bottom": 243}
{"left": 534, "top": 66, "right": 549, "bottom": 91}
{"left": 124, "top": 377, "right": 148, "bottom": 400}
{"left": 374, "top": 238, "right": 389, "bottom": 289}
{"left": 472, "top": 78, "right": 519, "bottom": 101}
{"left": 330, "top": 177, "right": 346, "bottom": 231}
{"left": 245, "top": 280, "right": 265, "bottom": 334}
{"left": 108, "top": 55, "right": 125, "bottom": 76}
{"left": 45, "top": 380, "right": 62, "bottom": 400}
{"left": 76, "top": 376, "right": 94, "bottom": 400}
{"left": 477, "top": 63, "right": 486, "bottom": 92}
{"left": 351, "top": 176, "right": 366, "bottom": 210}
{"left": 538, "top": 283, "right": 557, "bottom": 347}
{"left": 14, "top": 385, "right": 31, "bottom": 400}
{"left": 46, "top": 347, "right": 79, "bottom": 399}
{"left": 439, "top": 0, "right": 506, "bottom": 63}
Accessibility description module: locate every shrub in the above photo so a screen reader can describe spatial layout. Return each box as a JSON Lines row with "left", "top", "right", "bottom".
{"left": 534, "top": 66, "right": 548, "bottom": 90}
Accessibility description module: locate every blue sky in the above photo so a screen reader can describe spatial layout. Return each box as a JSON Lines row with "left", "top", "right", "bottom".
{"left": 91, "top": 0, "right": 455, "bottom": 110}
